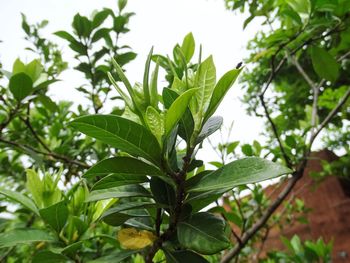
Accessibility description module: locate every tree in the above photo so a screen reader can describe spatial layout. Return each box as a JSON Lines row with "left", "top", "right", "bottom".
{"left": 0, "top": 0, "right": 349, "bottom": 262}
{"left": 217, "top": 0, "right": 350, "bottom": 261}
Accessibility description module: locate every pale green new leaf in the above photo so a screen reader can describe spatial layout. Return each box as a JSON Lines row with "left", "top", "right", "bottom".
{"left": 194, "top": 56, "right": 216, "bottom": 114}
{"left": 143, "top": 47, "right": 153, "bottom": 104}
{"left": 107, "top": 72, "right": 133, "bottom": 109}
{"left": 26, "top": 169, "right": 43, "bottom": 209}
{"left": 0, "top": 189, "right": 39, "bottom": 216}
{"left": 150, "top": 61, "right": 160, "bottom": 108}
{"left": 146, "top": 106, "right": 164, "bottom": 145}
{"left": 181, "top": 33, "right": 195, "bottom": 63}
{"left": 189, "top": 157, "right": 292, "bottom": 192}
{"left": 165, "top": 88, "right": 198, "bottom": 136}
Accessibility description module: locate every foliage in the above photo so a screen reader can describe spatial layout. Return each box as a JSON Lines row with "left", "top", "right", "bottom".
{"left": 263, "top": 235, "right": 333, "bottom": 263}
{"left": 225, "top": 0, "right": 350, "bottom": 165}
{"left": 0, "top": 0, "right": 349, "bottom": 262}
{"left": 0, "top": 17, "right": 294, "bottom": 260}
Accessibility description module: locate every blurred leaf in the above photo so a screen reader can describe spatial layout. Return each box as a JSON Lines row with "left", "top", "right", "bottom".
{"left": 0, "top": 229, "right": 55, "bottom": 248}
{"left": 39, "top": 201, "right": 68, "bottom": 233}
{"left": 310, "top": 46, "right": 339, "bottom": 82}
{"left": 9, "top": 72, "right": 33, "bottom": 101}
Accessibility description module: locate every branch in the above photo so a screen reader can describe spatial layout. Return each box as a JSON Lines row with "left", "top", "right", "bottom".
{"left": 0, "top": 137, "right": 89, "bottom": 168}
{"left": 222, "top": 86, "right": 350, "bottom": 263}
{"left": 145, "top": 147, "right": 195, "bottom": 262}
{"left": 19, "top": 116, "right": 51, "bottom": 152}
{"left": 259, "top": 95, "right": 292, "bottom": 168}
{"left": 221, "top": 24, "right": 348, "bottom": 263}
{"left": 221, "top": 171, "right": 303, "bottom": 263}
{"left": 309, "top": 87, "right": 350, "bottom": 147}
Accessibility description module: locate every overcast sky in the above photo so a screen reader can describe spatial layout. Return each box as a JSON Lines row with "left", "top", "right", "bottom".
{"left": 0, "top": 0, "right": 265, "bottom": 162}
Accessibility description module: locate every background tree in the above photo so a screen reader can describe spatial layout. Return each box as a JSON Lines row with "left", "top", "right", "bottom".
{"left": 217, "top": 0, "right": 350, "bottom": 261}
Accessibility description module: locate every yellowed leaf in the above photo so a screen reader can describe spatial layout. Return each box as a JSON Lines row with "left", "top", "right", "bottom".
{"left": 117, "top": 228, "right": 156, "bottom": 250}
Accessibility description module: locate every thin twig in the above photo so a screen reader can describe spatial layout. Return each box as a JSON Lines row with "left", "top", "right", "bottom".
{"left": 0, "top": 137, "right": 89, "bottom": 168}
{"left": 309, "top": 87, "right": 350, "bottom": 147}
{"left": 221, "top": 171, "right": 302, "bottom": 263}
{"left": 19, "top": 116, "right": 51, "bottom": 152}
{"left": 259, "top": 95, "right": 292, "bottom": 168}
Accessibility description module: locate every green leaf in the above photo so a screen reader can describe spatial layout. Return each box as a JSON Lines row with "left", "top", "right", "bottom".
{"left": 9, "top": 72, "right": 33, "bottom": 101}
{"left": 70, "top": 115, "right": 161, "bottom": 165}
{"left": 241, "top": 144, "right": 254, "bottom": 156}
{"left": 34, "top": 79, "right": 60, "bottom": 91}
{"left": 204, "top": 68, "right": 242, "bottom": 122}
{"left": 286, "top": 135, "right": 297, "bottom": 148}
{"left": 102, "top": 210, "right": 149, "bottom": 227}
{"left": 288, "top": 0, "right": 310, "bottom": 14}
{"left": 39, "top": 201, "right": 68, "bottom": 233}
{"left": 26, "top": 59, "right": 43, "bottom": 82}
{"left": 73, "top": 14, "right": 92, "bottom": 38}
{"left": 165, "top": 88, "right": 198, "bottom": 136}
{"left": 12, "top": 58, "right": 26, "bottom": 74}
{"left": 101, "top": 202, "right": 155, "bottom": 226}
{"left": 38, "top": 94, "right": 58, "bottom": 112}
{"left": 181, "top": 33, "right": 195, "bottom": 63}
{"left": 84, "top": 156, "right": 163, "bottom": 179}
{"left": 26, "top": 169, "right": 44, "bottom": 209}
{"left": 92, "top": 28, "right": 111, "bottom": 43}
{"left": 177, "top": 212, "right": 230, "bottom": 254}
{"left": 87, "top": 185, "right": 151, "bottom": 202}
{"left": 310, "top": 46, "right": 339, "bottom": 82}
{"left": 33, "top": 251, "right": 71, "bottom": 263}
{"left": 54, "top": 31, "right": 76, "bottom": 43}
{"left": 87, "top": 250, "right": 137, "bottom": 263}
{"left": 143, "top": 47, "right": 153, "bottom": 104}
{"left": 92, "top": 174, "right": 147, "bottom": 190}
{"left": 227, "top": 141, "right": 240, "bottom": 154}
{"left": 102, "top": 201, "right": 157, "bottom": 216}
{"left": 146, "top": 106, "right": 164, "bottom": 145}
{"left": 115, "top": 52, "right": 137, "bottom": 66}
{"left": 92, "top": 10, "right": 110, "bottom": 29}
{"left": 150, "top": 177, "right": 176, "bottom": 207}
{"left": 196, "top": 116, "right": 223, "bottom": 144}
{"left": 0, "top": 189, "right": 39, "bottom": 215}
{"left": 163, "top": 88, "right": 194, "bottom": 142}
{"left": 189, "top": 157, "right": 292, "bottom": 192}
{"left": 194, "top": 56, "right": 216, "bottom": 114}
{"left": 118, "top": 0, "right": 128, "bottom": 11}
{"left": 0, "top": 229, "right": 56, "bottom": 248}
{"left": 164, "top": 250, "right": 209, "bottom": 263}
{"left": 150, "top": 61, "right": 160, "bottom": 108}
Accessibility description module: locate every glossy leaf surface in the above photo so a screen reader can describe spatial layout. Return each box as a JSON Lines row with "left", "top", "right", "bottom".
{"left": 70, "top": 115, "right": 161, "bottom": 165}
{"left": 189, "top": 157, "right": 292, "bottom": 192}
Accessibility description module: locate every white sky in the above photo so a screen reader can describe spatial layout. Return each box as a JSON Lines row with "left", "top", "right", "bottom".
{"left": 0, "top": 0, "right": 265, "bottom": 163}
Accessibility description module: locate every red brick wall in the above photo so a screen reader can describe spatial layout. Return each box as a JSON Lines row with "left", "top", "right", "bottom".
{"left": 261, "top": 150, "right": 350, "bottom": 262}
